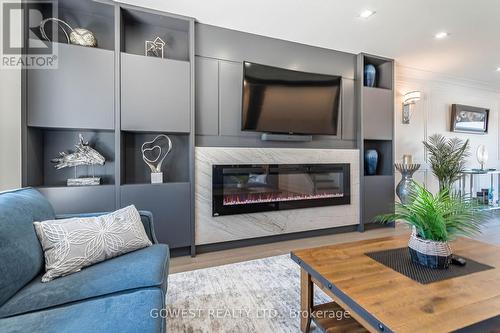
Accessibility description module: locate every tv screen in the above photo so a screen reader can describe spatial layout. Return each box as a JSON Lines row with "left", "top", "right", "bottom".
{"left": 241, "top": 62, "right": 341, "bottom": 135}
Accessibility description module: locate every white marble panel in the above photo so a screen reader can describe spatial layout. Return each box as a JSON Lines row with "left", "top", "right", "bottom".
{"left": 195, "top": 147, "right": 360, "bottom": 245}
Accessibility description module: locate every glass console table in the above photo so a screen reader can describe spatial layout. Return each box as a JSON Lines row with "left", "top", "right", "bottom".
{"left": 459, "top": 169, "right": 500, "bottom": 210}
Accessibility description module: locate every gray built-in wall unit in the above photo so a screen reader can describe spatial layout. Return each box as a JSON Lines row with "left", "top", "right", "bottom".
{"left": 21, "top": 0, "right": 395, "bottom": 255}
{"left": 21, "top": 0, "right": 196, "bottom": 255}
{"left": 356, "top": 54, "right": 395, "bottom": 231}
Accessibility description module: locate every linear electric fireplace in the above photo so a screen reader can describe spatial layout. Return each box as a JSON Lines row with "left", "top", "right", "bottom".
{"left": 212, "top": 164, "right": 350, "bottom": 216}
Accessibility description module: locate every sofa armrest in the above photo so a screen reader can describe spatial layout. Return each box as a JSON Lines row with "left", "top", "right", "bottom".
{"left": 56, "top": 210, "right": 158, "bottom": 244}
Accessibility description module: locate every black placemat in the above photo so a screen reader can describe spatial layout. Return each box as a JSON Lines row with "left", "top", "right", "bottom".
{"left": 365, "top": 247, "right": 494, "bottom": 284}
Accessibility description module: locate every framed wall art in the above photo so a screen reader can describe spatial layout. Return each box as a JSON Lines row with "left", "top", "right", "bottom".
{"left": 450, "top": 104, "right": 489, "bottom": 134}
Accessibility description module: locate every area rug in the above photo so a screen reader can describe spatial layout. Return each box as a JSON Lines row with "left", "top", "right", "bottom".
{"left": 166, "top": 254, "right": 331, "bottom": 332}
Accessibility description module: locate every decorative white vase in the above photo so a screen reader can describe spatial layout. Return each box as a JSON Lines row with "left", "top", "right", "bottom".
{"left": 476, "top": 145, "right": 488, "bottom": 170}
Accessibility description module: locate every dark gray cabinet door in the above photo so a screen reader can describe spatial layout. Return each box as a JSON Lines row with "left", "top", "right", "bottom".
{"left": 38, "top": 185, "right": 116, "bottom": 214}
{"left": 195, "top": 56, "right": 219, "bottom": 135}
{"left": 342, "top": 79, "right": 356, "bottom": 141}
{"left": 363, "top": 175, "right": 395, "bottom": 224}
{"left": 362, "top": 87, "right": 393, "bottom": 140}
{"left": 219, "top": 60, "right": 254, "bottom": 137}
{"left": 121, "top": 53, "right": 190, "bottom": 133}
{"left": 27, "top": 44, "right": 114, "bottom": 130}
{"left": 120, "top": 183, "right": 191, "bottom": 248}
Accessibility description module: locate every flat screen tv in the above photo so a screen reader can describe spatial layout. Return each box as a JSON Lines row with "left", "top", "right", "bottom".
{"left": 241, "top": 62, "right": 341, "bottom": 135}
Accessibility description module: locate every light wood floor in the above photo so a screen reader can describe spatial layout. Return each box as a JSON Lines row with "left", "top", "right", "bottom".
{"left": 170, "top": 216, "right": 500, "bottom": 274}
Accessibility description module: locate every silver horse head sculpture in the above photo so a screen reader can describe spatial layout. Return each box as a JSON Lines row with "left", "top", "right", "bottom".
{"left": 52, "top": 134, "right": 105, "bottom": 170}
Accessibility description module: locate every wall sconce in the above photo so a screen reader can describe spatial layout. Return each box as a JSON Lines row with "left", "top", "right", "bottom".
{"left": 402, "top": 91, "right": 421, "bottom": 124}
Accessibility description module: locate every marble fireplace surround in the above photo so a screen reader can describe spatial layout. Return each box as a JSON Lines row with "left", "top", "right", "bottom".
{"left": 195, "top": 147, "right": 360, "bottom": 245}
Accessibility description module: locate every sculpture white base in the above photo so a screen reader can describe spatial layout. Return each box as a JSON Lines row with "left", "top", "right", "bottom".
{"left": 151, "top": 172, "right": 163, "bottom": 184}
{"left": 67, "top": 177, "right": 101, "bottom": 186}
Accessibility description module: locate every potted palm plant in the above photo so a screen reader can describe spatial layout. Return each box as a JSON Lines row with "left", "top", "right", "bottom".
{"left": 423, "top": 134, "right": 470, "bottom": 190}
{"left": 376, "top": 182, "right": 487, "bottom": 269}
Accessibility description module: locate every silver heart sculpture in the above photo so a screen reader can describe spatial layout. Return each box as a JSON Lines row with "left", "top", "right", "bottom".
{"left": 142, "top": 145, "right": 161, "bottom": 164}
{"left": 141, "top": 135, "right": 172, "bottom": 173}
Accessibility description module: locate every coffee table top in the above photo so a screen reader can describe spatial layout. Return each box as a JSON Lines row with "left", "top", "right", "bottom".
{"left": 291, "top": 235, "right": 500, "bottom": 333}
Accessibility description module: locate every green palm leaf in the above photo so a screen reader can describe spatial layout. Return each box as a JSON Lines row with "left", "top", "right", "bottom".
{"left": 375, "top": 182, "right": 488, "bottom": 242}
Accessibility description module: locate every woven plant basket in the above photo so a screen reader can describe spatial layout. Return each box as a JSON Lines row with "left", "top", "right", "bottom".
{"left": 408, "top": 230, "right": 453, "bottom": 269}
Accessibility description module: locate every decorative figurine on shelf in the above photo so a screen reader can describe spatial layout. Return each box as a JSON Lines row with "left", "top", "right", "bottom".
{"left": 476, "top": 145, "right": 488, "bottom": 170}
{"left": 40, "top": 18, "right": 97, "bottom": 47}
{"left": 52, "top": 134, "right": 105, "bottom": 186}
{"left": 364, "top": 149, "right": 379, "bottom": 175}
{"left": 395, "top": 162, "right": 420, "bottom": 204}
{"left": 141, "top": 135, "right": 172, "bottom": 184}
{"left": 145, "top": 36, "right": 166, "bottom": 58}
{"left": 364, "top": 63, "right": 376, "bottom": 87}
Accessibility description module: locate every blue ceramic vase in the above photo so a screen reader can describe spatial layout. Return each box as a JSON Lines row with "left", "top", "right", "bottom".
{"left": 364, "top": 64, "right": 376, "bottom": 87}
{"left": 364, "top": 149, "right": 379, "bottom": 175}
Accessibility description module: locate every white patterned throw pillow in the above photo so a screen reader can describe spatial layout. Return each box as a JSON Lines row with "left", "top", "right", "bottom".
{"left": 34, "top": 205, "right": 152, "bottom": 282}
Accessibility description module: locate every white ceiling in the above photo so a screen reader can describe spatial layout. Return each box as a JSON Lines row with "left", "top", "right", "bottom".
{"left": 124, "top": 0, "right": 500, "bottom": 88}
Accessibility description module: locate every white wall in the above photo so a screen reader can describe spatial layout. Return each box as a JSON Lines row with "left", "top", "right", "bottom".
{"left": 0, "top": 1, "right": 22, "bottom": 191}
{"left": 395, "top": 65, "right": 500, "bottom": 194}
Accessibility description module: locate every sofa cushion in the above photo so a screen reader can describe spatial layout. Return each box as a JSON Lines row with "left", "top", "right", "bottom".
{"left": 0, "top": 188, "right": 55, "bottom": 306}
{"left": 0, "top": 288, "right": 165, "bottom": 333}
{"left": 34, "top": 205, "right": 152, "bottom": 282}
{"left": 57, "top": 211, "right": 158, "bottom": 244}
{"left": 0, "top": 244, "right": 169, "bottom": 318}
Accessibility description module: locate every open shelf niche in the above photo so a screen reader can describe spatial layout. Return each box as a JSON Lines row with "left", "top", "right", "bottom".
{"left": 26, "top": 0, "right": 115, "bottom": 131}
{"left": 363, "top": 140, "right": 393, "bottom": 176}
{"left": 363, "top": 55, "right": 393, "bottom": 90}
{"left": 120, "top": 8, "right": 190, "bottom": 61}
{"left": 33, "top": 0, "right": 115, "bottom": 51}
{"left": 121, "top": 131, "right": 190, "bottom": 185}
{"left": 25, "top": 127, "right": 116, "bottom": 187}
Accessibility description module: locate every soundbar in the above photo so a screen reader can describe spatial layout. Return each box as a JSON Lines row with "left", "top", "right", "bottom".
{"left": 260, "top": 133, "right": 313, "bottom": 142}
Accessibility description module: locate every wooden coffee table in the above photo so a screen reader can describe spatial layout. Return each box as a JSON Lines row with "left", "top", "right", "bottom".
{"left": 291, "top": 235, "right": 500, "bottom": 333}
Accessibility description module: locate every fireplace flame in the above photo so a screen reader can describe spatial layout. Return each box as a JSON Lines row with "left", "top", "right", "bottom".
{"left": 223, "top": 192, "right": 344, "bottom": 206}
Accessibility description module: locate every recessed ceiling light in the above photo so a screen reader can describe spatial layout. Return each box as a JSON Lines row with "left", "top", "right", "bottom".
{"left": 359, "top": 10, "right": 376, "bottom": 19}
{"left": 435, "top": 32, "right": 449, "bottom": 39}
{"left": 496, "top": 67, "right": 500, "bottom": 72}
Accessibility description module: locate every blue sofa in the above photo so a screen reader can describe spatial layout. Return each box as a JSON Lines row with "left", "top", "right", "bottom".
{"left": 0, "top": 188, "right": 169, "bottom": 333}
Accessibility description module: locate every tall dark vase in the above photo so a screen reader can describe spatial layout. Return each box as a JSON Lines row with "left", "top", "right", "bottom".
{"left": 364, "top": 149, "right": 379, "bottom": 175}
{"left": 364, "top": 64, "right": 376, "bottom": 87}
